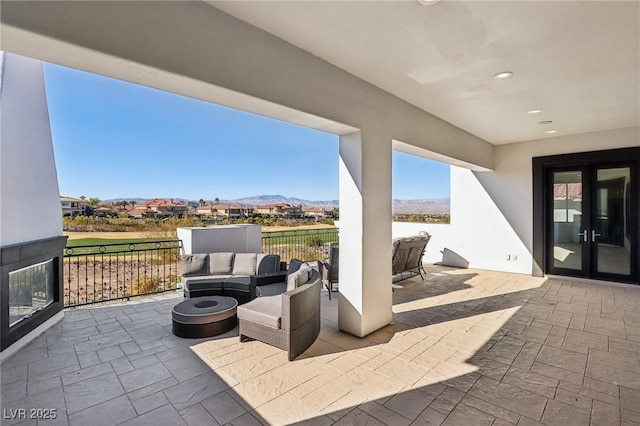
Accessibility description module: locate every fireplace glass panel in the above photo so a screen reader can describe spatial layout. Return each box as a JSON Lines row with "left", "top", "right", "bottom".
{"left": 9, "top": 259, "right": 55, "bottom": 327}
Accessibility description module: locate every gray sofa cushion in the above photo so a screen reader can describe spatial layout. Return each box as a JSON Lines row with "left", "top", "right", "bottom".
{"left": 286, "top": 262, "right": 312, "bottom": 291}
{"left": 256, "top": 253, "right": 281, "bottom": 274}
{"left": 233, "top": 253, "right": 258, "bottom": 275}
{"left": 255, "top": 282, "right": 287, "bottom": 297}
{"left": 181, "top": 254, "right": 209, "bottom": 276}
{"left": 210, "top": 253, "right": 235, "bottom": 274}
{"left": 237, "top": 296, "right": 282, "bottom": 329}
{"left": 223, "top": 276, "right": 251, "bottom": 290}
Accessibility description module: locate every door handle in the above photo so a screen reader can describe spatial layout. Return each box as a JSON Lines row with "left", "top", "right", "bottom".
{"left": 578, "top": 230, "right": 588, "bottom": 243}
{"left": 592, "top": 230, "right": 602, "bottom": 242}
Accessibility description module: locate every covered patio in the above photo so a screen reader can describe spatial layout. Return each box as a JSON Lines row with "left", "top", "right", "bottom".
{"left": 2, "top": 267, "right": 639, "bottom": 425}
{"left": 1, "top": 3, "right": 639, "bottom": 424}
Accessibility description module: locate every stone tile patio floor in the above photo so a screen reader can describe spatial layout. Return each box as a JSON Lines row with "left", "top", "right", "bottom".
{"left": 2, "top": 266, "right": 640, "bottom": 426}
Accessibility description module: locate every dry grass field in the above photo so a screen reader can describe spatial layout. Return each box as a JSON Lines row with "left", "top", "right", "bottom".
{"left": 64, "top": 223, "right": 335, "bottom": 240}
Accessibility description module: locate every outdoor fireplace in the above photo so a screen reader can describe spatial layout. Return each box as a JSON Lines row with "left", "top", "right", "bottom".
{"left": 9, "top": 260, "right": 55, "bottom": 326}
{"left": 1, "top": 236, "right": 66, "bottom": 353}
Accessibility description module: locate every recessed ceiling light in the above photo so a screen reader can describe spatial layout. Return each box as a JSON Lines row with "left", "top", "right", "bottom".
{"left": 538, "top": 120, "right": 553, "bottom": 125}
{"left": 545, "top": 130, "right": 557, "bottom": 134}
{"left": 528, "top": 109, "right": 542, "bottom": 115}
{"left": 417, "top": 0, "right": 441, "bottom": 5}
{"left": 493, "top": 71, "right": 513, "bottom": 80}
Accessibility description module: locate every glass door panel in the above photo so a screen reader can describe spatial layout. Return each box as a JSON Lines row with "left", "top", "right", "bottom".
{"left": 595, "top": 167, "right": 631, "bottom": 276}
{"left": 552, "top": 171, "right": 584, "bottom": 272}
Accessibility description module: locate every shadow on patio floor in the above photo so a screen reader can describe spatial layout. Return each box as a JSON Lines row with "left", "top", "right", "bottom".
{"left": 3, "top": 267, "right": 640, "bottom": 425}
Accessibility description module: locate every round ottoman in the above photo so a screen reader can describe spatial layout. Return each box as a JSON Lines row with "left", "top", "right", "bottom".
{"left": 172, "top": 296, "right": 238, "bottom": 338}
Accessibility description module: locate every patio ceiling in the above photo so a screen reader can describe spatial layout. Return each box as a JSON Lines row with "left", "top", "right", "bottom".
{"left": 211, "top": 1, "right": 640, "bottom": 145}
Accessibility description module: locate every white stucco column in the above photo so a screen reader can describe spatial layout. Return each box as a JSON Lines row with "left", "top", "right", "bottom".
{"left": 338, "top": 130, "right": 393, "bottom": 337}
{"left": 0, "top": 52, "right": 63, "bottom": 245}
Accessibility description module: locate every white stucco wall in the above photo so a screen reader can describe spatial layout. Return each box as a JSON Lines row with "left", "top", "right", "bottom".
{"left": 0, "top": 52, "right": 62, "bottom": 246}
{"left": 177, "top": 225, "right": 262, "bottom": 255}
{"left": 391, "top": 166, "right": 532, "bottom": 275}
{"left": 396, "top": 127, "right": 639, "bottom": 275}
{"left": 391, "top": 223, "right": 443, "bottom": 264}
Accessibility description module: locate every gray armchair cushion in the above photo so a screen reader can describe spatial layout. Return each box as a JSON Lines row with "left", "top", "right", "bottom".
{"left": 256, "top": 253, "right": 281, "bottom": 274}
{"left": 237, "top": 296, "right": 282, "bottom": 329}
{"left": 233, "top": 253, "right": 258, "bottom": 275}
{"left": 210, "top": 252, "right": 235, "bottom": 274}
{"left": 181, "top": 254, "right": 209, "bottom": 276}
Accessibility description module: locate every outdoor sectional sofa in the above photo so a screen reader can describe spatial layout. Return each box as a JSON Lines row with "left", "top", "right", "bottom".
{"left": 181, "top": 252, "right": 285, "bottom": 304}
{"left": 181, "top": 253, "right": 322, "bottom": 360}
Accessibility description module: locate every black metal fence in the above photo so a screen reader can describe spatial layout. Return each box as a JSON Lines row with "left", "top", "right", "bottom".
{"left": 62, "top": 228, "right": 339, "bottom": 308}
{"left": 262, "top": 228, "right": 339, "bottom": 264}
{"left": 63, "top": 240, "right": 182, "bottom": 307}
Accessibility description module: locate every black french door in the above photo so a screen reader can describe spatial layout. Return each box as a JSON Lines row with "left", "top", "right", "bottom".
{"left": 546, "top": 163, "right": 638, "bottom": 282}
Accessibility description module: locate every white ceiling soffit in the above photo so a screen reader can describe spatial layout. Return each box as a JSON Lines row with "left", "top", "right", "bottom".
{"left": 211, "top": 1, "right": 640, "bottom": 145}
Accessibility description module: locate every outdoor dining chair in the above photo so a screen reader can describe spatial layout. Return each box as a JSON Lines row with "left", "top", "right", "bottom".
{"left": 318, "top": 242, "right": 339, "bottom": 300}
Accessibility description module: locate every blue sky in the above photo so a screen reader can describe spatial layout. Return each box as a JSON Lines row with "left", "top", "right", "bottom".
{"left": 44, "top": 63, "right": 449, "bottom": 202}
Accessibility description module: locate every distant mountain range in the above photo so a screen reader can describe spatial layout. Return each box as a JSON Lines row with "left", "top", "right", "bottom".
{"left": 102, "top": 194, "right": 450, "bottom": 214}
{"left": 392, "top": 197, "right": 450, "bottom": 215}
{"left": 231, "top": 195, "right": 338, "bottom": 208}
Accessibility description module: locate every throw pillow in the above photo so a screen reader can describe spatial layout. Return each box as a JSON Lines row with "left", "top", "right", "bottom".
{"left": 180, "top": 254, "right": 209, "bottom": 276}
{"left": 232, "top": 253, "right": 258, "bottom": 275}
{"left": 286, "top": 259, "right": 304, "bottom": 277}
{"left": 286, "top": 262, "right": 311, "bottom": 292}
{"left": 209, "top": 252, "right": 235, "bottom": 274}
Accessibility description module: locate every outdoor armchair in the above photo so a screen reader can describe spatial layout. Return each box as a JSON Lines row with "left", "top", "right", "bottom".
{"left": 238, "top": 266, "right": 322, "bottom": 361}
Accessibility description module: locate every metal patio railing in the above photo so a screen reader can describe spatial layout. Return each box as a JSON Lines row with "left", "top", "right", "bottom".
{"left": 63, "top": 239, "right": 183, "bottom": 307}
{"left": 62, "top": 228, "right": 340, "bottom": 307}
{"left": 261, "top": 228, "right": 339, "bottom": 264}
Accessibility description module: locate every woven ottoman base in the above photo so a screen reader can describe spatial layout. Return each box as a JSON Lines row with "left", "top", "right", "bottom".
{"left": 172, "top": 296, "right": 238, "bottom": 338}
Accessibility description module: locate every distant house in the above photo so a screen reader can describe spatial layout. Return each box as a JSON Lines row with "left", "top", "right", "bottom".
{"left": 126, "top": 206, "right": 157, "bottom": 219}
{"left": 94, "top": 206, "right": 116, "bottom": 217}
{"left": 142, "top": 199, "right": 188, "bottom": 217}
{"left": 303, "top": 207, "right": 333, "bottom": 219}
{"left": 255, "top": 203, "right": 303, "bottom": 218}
{"left": 60, "top": 196, "right": 87, "bottom": 217}
{"left": 196, "top": 203, "right": 247, "bottom": 219}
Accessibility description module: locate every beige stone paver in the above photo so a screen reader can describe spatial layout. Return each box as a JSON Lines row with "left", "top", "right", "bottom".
{"left": 2, "top": 266, "right": 640, "bottom": 425}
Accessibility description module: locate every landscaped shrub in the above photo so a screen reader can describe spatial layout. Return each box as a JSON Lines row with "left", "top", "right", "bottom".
{"left": 132, "top": 276, "right": 161, "bottom": 295}
{"left": 305, "top": 236, "right": 324, "bottom": 247}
